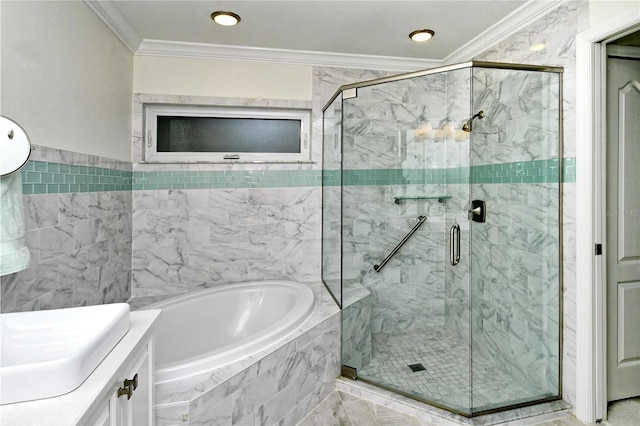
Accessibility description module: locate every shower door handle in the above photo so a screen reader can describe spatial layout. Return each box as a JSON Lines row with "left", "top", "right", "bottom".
{"left": 449, "top": 223, "right": 460, "bottom": 266}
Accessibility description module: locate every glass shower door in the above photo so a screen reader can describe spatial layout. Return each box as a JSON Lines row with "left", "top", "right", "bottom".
{"left": 322, "top": 61, "right": 563, "bottom": 418}
{"left": 322, "top": 94, "right": 343, "bottom": 306}
{"left": 440, "top": 67, "right": 473, "bottom": 414}
{"left": 469, "top": 67, "right": 562, "bottom": 413}
{"left": 439, "top": 193, "right": 473, "bottom": 415}
{"left": 338, "top": 68, "right": 475, "bottom": 415}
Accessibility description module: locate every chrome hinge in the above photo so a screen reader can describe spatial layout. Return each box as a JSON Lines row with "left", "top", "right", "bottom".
{"left": 341, "top": 365, "right": 358, "bottom": 380}
{"left": 343, "top": 88, "right": 357, "bottom": 100}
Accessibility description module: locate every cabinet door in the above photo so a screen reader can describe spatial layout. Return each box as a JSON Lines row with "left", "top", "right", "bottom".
{"left": 87, "top": 401, "right": 110, "bottom": 426}
{"left": 117, "top": 341, "right": 154, "bottom": 426}
{"left": 85, "top": 392, "right": 119, "bottom": 426}
{"left": 130, "top": 344, "right": 152, "bottom": 426}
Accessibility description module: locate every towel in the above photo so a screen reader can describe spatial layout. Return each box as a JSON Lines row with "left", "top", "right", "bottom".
{"left": 0, "top": 171, "right": 30, "bottom": 276}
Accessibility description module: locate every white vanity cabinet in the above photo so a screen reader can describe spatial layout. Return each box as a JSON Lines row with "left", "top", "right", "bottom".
{"left": 0, "top": 310, "right": 161, "bottom": 426}
{"left": 89, "top": 396, "right": 113, "bottom": 426}
{"left": 119, "top": 341, "right": 153, "bottom": 425}
{"left": 85, "top": 338, "right": 154, "bottom": 426}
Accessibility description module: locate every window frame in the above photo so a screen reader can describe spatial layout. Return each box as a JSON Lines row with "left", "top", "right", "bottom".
{"left": 143, "top": 104, "right": 311, "bottom": 163}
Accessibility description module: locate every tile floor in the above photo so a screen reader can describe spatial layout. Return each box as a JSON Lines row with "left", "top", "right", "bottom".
{"left": 603, "top": 398, "right": 640, "bottom": 426}
{"left": 299, "top": 391, "right": 423, "bottom": 426}
{"left": 357, "top": 327, "right": 548, "bottom": 413}
{"left": 512, "top": 397, "right": 640, "bottom": 426}
{"left": 298, "top": 392, "right": 640, "bottom": 426}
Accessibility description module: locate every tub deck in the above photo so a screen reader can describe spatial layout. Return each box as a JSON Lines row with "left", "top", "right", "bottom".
{"left": 128, "top": 280, "right": 340, "bottom": 426}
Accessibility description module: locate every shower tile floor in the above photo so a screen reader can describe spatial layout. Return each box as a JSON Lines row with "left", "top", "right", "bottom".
{"left": 357, "top": 327, "right": 543, "bottom": 412}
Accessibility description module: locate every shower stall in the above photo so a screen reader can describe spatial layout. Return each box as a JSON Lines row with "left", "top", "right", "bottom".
{"left": 321, "top": 61, "right": 563, "bottom": 417}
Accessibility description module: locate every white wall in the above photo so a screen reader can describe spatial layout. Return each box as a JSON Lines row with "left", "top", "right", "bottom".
{"left": 0, "top": 1, "right": 133, "bottom": 162}
{"left": 133, "top": 56, "right": 312, "bottom": 100}
{"left": 589, "top": 0, "right": 640, "bottom": 27}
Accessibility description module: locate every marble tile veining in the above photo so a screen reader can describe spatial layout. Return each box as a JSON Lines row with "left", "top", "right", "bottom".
{"left": 473, "top": 0, "right": 580, "bottom": 405}
{"left": 299, "top": 391, "right": 638, "bottom": 426}
{"left": 3, "top": 6, "right": 585, "bottom": 425}
{"left": 336, "top": 381, "right": 571, "bottom": 426}
{"left": 328, "top": 57, "right": 563, "bottom": 415}
{"left": 1, "top": 145, "right": 133, "bottom": 313}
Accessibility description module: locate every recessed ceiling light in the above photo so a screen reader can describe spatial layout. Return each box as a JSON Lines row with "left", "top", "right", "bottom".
{"left": 409, "top": 29, "right": 435, "bottom": 42}
{"left": 211, "top": 11, "right": 241, "bottom": 26}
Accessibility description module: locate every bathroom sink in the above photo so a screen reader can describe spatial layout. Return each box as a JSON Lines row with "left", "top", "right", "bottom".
{"left": 0, "top": 303, "right": 130, "bottom": 405}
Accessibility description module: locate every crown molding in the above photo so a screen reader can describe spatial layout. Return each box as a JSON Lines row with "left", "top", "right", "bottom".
{"left": 88, "top": 0, "right": 564, "bottom": 70}
{"left": 84, "top": 0, "right": 141, "bottom": 53}
{"left": 136, "top": 40, "right": 441, "bottom": 72}
{"left": 445, "top": 0, "right": 566, "bottom": 63}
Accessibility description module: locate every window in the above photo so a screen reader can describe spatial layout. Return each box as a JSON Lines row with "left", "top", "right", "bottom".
{"left": 144, "top": 105, "right": 311, "bottom": 163}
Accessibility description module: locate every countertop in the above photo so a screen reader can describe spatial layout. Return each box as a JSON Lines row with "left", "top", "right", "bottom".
{"left": 0, "top": 309, "right": 161, "bottom": 426}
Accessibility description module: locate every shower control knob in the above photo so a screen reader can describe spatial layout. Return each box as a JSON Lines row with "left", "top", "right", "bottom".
{"left": 468, "top": 200, "right": 486, "bottom": 223}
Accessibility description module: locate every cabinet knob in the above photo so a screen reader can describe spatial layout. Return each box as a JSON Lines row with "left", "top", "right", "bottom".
{"left": 117, "top": 384, "right": 132, "bottom": 400}
{"left": 124, "top": 374, "right": 138, "bottom": 391}
{"left": 117, "top": 374, "right": 138, "bottom": 400}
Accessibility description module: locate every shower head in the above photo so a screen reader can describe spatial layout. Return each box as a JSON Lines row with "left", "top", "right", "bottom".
{"left": 462, "top": 110, "right": 485, "bottom": 132}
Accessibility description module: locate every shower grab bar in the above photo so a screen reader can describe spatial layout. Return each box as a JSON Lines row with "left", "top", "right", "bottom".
{"left": 449, "top": 223, "right": 460, "bottom": 266}
{"left": 373, "top": 215, "right": 426, "bottom": 272}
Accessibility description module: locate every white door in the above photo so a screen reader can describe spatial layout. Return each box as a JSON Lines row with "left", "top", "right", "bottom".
{"left": 606, "top": 52, "right": 640, "bottom": 402}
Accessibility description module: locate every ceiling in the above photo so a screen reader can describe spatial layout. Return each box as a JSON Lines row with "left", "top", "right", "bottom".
{"left": 88, "top": 0, "right": 563, "bottom": 69}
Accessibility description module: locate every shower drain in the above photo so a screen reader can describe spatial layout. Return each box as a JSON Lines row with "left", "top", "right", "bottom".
{"left": 408, "top": 363, "right": 426, "bottom": 372}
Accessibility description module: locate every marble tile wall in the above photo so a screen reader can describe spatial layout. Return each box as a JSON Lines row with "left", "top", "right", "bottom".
{"left": 469, "top": 182, "right": 561, "bottom": 400}
{"left": 472, "top": 0, "right": 585, "bottom": 406}
{"left": 324, "top": 6, "right": 574, "bottom": 406}
{"left": 131, "top": 186, "right": 321, "bottom": 296}
{"left": 438, "top": 61, "right": 475, "bottom": 345}
{"left": 341, "top": 185, "right": 446, "bottom": 333}
{"left": 319, "top": 67, "right": 396, "bottom": 305}
{"left": 321, "top": 95, "right": 343, "bottom": 303}
{"left": 131, "top": 67, "right": 394, "bottom": 297}
{"left": 341, "top": 280, "right": 372, "bottom": 371}
{"left": 443, "top": 184, "right": 472, "bottom": 342}
{"left": 469, "top": 69, "right": 562, "bottom": 399}
{"left": 130, "top": 94, "right": 320, "bottom": 297}
{"left": 338, "top": 69, "right": 472, "bottom": 336}
{"left": 2, "top": 67, "right": 394, "bottom": 309}
{"left": 318, "top": 67, "right": 468, "bottom": 380}
{"left": 432, "top": 66, "right": 564, "bottom": 402}
{"left": 0, "top": 145, "right": 132, "bottom": 313}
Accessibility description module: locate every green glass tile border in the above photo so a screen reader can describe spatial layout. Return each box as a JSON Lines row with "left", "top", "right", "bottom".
{"left": 562, "top": 157, "right": 576, "bottom": 183}
{"left": 132, "top": 157, "right": 575, "bottom": 190}
{"left": 20, "top": 157, "right": 576, "bottom": 194}
{"left": 20, "top": 160, "right": 132, "bottom": 195}
{"left": 328, "top": 157, "right": 576, "bottom": 187}
{"left": 132, "top": 169, "right": 323, "bottom": 190}
{"left": 470, "top": 158, "right": 563, "bottom": 184}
